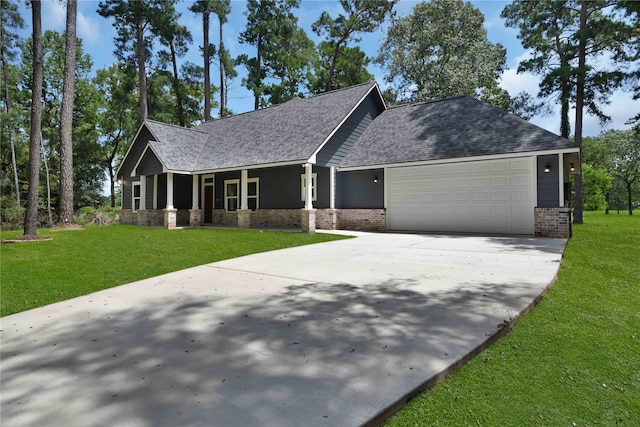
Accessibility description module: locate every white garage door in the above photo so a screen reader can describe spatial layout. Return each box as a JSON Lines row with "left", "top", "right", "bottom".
{"left": 387, "top": 157, "right": 535, "bottom": 234}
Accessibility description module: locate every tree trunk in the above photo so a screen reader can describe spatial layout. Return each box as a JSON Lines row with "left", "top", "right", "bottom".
{"left": 59, "top": 0, "right": 77, "bottom": 225}
{"left": 136, "top": 12, "right": 148, "bottom": 123}
{"left": 627, "top": 181, "right": 633, "bottom": 216}
{"left": 109, "top": 162, "right": 116, "bottom": 208}
{"left": 170, "top": 39, "right": 185, "bottom": 127}
{"left": 219, "top": 14, "right": 226, "bottom": 117}
{"left": 24, "top": 0, "right": 43, "bottom": 237}
{"left": 41, "top": 135, "right": 53, "bottom": 226}
{"left": 255, "top": 35, "right": 261, "bottom": 110}
{"left": 1, "top": 43, "right": 20, "bottom": 205}
{"left": 203, "top": 6, "right": 211, "bottom": 121}
{"left": 572, "top": 0, "right": 587, "bottom": 225}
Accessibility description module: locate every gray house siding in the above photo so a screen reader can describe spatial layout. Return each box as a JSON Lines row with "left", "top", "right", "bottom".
{"left": 336, "top": 169, "right": 384, "bottom": 209}
{"left": 157, "top": 174, "right": 167, "bottom": 208}
{"left": 537, "top": 154, "right": 560, "bottom": 208}
{"left": 174, "top": 174, "right": 193, "bottom": 209}
{"left": 315, "top": 92, "right": 384, "bottom": 167}
{"left": 118, "top": 127, "right": 155, "bottom": 180}
{"left": 137, "top": 149, "right": 164, "bottom": 176}
{"left": 144, "top": 175, "right": 154, "bottom": 208}
{"left": 254, "top": 166, "right": 301, "bottom": 209}
{"left": 122, "top": 179, "right": 133, "bottom": 209}
{"left": 214, "top": 171, "right": 241, "bottom": 210}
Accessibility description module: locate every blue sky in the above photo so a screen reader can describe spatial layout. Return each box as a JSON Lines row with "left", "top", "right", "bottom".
{"left": 17, "top": 0, "right": 638, "bottom": 137}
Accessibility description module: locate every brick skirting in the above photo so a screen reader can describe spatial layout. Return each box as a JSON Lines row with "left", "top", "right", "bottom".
{"left": 534, "top": 207, "right": 572, "bottom": 238}
{"left": 335, "top": 209, "right": 387, "bottom": 232}
{"left": 250, "top": 209, "right": 302, "bottom": 229}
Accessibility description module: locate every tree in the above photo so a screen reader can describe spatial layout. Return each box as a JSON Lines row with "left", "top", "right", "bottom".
{"left": 1, "top": 0, "right": 24, "bottom": 205}
{"left": 98, "top": 0, "right": 168, "bottom": 124}
{"left": 238, "top": 0, "right": 302, "bottom": 110}
{"left": 581, "top": 163, "right": 612, "bottom": 211}
{"left": 583, "top": 128, "right": 640, "bottom": 215}
{"left": 501, "top": 0, "right": 638, "bottom": 224}
{"left": 94, "top": 63, "right": 137, "bottom": 207}
{"left": 377, "top": 0, "right": 507, "bottom": 104}
{"left": 156, "top": 5, "right": 192, "bottom": 127}
{"left": 24, "top": 0, "right": 43, "bottom": 237}
{"left": 211, "top": 0, "right": 232, "bottom": 116}
{"left": 190, "top": 1, "right": 217, "bottom": 120}
{"left": 313, "top": 0, "right": 395, "bottom": 93}
{"left": 58, "top": 0, "right": 77, "bottom": 225}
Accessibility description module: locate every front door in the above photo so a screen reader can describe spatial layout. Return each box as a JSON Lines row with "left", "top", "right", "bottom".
{"left": 203, "top": 175, "right": 214, "bottom": 223}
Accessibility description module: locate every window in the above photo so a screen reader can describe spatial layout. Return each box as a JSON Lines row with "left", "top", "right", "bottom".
{"left": 132, "top": 182, "right": 141, "bottom": 211}
{"left": 248, "top": 178, "right": 259, "bottom": 211}
{"left": 225, "top": 179, "right": 239, "bottom": 211}
{"left": 301, "top": 173, "right": 317, "bottom": 201}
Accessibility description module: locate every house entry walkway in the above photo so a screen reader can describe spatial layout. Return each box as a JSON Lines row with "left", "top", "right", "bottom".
{"left": 0, "top": 232, "right": 567, "bottom": 427}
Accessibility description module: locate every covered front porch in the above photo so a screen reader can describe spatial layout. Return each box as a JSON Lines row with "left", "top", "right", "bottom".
{"left": 121, "top": 164, "right": 322, "bottom": 233}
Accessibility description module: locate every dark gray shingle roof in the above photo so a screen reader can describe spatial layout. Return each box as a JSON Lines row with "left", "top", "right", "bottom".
{"left": 340, "top": 95, "right": 577, "bottom": 168}
{"left": 144, "top": 120, "right": 209, "bottom": 172}
{"left": 192, "top": 81, "right": 378, "bottom": 170}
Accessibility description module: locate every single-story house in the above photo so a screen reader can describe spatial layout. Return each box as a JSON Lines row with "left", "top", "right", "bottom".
{"left": 117, "top": 81, "right": 579, "bottom": 237}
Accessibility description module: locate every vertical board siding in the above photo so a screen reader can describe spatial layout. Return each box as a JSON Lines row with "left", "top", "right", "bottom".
{"left": 315, "top": 92, "right": 384, "bottom": 167}
{"left": 117, "top": 127, "right": 155, "bottom": 180}
{"left": 336, "top": 169, "right": 385, "bottom": 209}
{"left": 174, "top": 174, "right": 193, "bottom": 209}
{"left": 137, "top": 149, "right": 164, "bottom": 176}
{"left": 537, "top": 154, "right": 559, "bottom": 207}
{"left": 144, "top": 175, "right": 154, "bottom": 208}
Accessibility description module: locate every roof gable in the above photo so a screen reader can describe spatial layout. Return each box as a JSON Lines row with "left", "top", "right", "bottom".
{"left": 340, "top": 96, "right": 578, "bottom": 168}
{"left": 192, "top": 81, "right": 380, "bottom": 170}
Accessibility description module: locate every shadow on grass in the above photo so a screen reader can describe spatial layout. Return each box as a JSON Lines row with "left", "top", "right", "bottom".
{"left": 1, "top": 273, "right": 545, "bottom": 427}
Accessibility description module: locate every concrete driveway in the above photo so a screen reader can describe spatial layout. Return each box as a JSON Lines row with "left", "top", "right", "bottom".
{"left": 0, "top": 232, "right": 566, "bottom": 427}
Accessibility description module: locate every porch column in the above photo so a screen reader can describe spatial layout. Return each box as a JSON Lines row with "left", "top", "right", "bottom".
{"left": 240, "top": 169, "right": 248, "bottom": 210}
{"left": 558, "top": 153, "right": 565, "bottom": 207}
{"left": 153, "top": 175, "right": 158, "bottom": 209}
{"left": 166, "top": 172, "right": 174, "bottom": 210}
{"left": 304, "top": 163, "right": 313, "bottom": 210}
{"left": 139, "top": 175, "right": 146, "bottom": 210}
{"left": 164, "top": 172, "right": 177, "bottom": 229}
{"left": 302, "top": 163, "right": 316, "bottom": 233}
{"left": 329, "top": 167, "right": 335, "bottom": 209}
{"left": 238, "top": 169, "right": 251, "bottom": 229}
{"left": 189, "top": 174, "right": 202, "bottom": 227}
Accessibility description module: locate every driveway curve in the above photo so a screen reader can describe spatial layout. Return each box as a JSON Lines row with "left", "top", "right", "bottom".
{"left": 0, "top": 232, "right": 566, "bottom": 427}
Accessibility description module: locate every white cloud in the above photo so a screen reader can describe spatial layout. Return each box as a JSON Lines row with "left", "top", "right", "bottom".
{"left": 42, "top": 0, "right": 66, "bottom": 31}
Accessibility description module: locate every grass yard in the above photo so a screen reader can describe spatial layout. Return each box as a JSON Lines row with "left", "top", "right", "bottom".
{"left": 386, "top": 211, "right": 640, "bottom": 426}
{"left": 0, "top": 225, "right": 347, "bottom": 317}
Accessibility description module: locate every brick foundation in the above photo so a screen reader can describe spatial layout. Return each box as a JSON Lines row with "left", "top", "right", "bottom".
{"left": 189, "top": 209, "right": 202, "bottom": 227}
{"left": 249, "top": 209, "right": 301, "bottom": 229}
{"left": 211, "top": 209, "right": 238, "bottom": 227}
{"left": 237, "top": 210, "right": 251, "bottom": 229}
{"left": 316, "top": 209, "right": 337, "bottom": 230}
{"left": 120, "top": 209, "right": 134, "bottom": 224}
{"left": 534, "top": 207, "right": 572, "bottom": 238}
{"left": 301, "top": 209, "right": 316, "bottom": 233}
{"left": 335, "top": 209, "right": 387, "bottom": 232}
{"left": 164, "top": 209, "right": 177, "bottom": 229}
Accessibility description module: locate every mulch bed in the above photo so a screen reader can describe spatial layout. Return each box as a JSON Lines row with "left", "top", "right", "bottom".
{"left": 2, "top": 235, "right": 53, "bottom": 243}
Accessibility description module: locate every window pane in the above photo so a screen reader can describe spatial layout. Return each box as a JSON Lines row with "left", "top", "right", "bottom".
{"left": 204, "top": 177, "right": 214, "bottom": 183}
{"left": 134, "top": 199, "right": 140, "bottom": 210}
{"left": 248, "top": 198, "right": 257, "bottom": 211}
{"left": 248, "top": 182, "right": 257, "bottom": 197}
{"left": 228, "top": 198, "right": 238, "bottom": 212}
{"left": 133, "top": 185, "right": 140, "bottom": 197}
{"left": 227, "top": 183, "right": 237, "bottom": 196}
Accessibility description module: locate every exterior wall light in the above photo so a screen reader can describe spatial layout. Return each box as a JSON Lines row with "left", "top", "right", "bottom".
{"left": 544, "top": 163, "right": 551, "bottom": 173}
{"left": 373, "top": 175, "right": 379, "bottom": 183}
{"left": 570, "top": 163, "right": 575, "bottom": 172}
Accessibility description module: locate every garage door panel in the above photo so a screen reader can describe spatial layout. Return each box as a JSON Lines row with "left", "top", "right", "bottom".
{"left": 388, "top": 157, "right": 535, "bottom": 234}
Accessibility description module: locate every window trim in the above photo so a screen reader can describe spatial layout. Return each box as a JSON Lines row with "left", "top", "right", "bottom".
{"left": 224, "top": 179, "right": 240, "bottom": 212}
{"left": 132, "top": 181, "right": 141, "bottom": 212}
{"left": 301, "top": 173, "right": 317, "bottom": 202}
{"left": 247, "top": 177, "right": 259, "bottom": 211}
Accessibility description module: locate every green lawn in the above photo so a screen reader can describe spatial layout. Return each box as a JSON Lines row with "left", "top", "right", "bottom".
{"left": 386, "top": 211, "right": 640, "bottom": 426}
{"left": 0, "top": 225, "right": 346, "bottom": 317}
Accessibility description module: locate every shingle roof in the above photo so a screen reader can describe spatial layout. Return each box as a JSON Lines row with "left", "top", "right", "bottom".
{"left": 339, "top": 95, "right": 577, "bottom": 168}
{"left": 191, "top": 81, "right": 378, "bottom": 170}
{"left": 144, "top": 120, "right": 209, "bottom": 172}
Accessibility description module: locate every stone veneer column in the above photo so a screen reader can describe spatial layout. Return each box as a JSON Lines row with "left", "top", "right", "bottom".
{"left": 301, "top": 209, "right": 316, "bottom": 233}
{"left": 237, "top": 209, "right": 251, "bottom": 229}
{"left": 189, "top": 209, "right": 202, "bottom": 227}
{"left": 164, "top": 209, "right": 177, "bottom": 229}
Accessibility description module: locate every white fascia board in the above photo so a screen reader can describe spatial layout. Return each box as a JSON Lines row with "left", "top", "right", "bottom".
{"left": 195, "top": 159, "right": 313, "bottom": 175}
{"left": 130, "top": 142, "right": 169, "bottom": 177}
{"left": 338, "top": 147, "right": 580, "bottom": 172}
{"left": 308, "top": 82, "right": 384, "bottom": 161}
